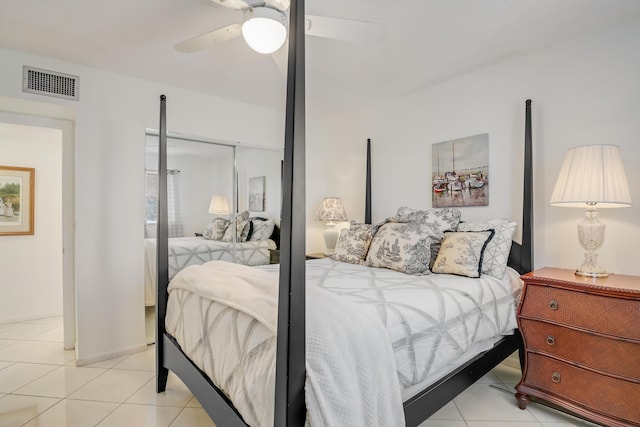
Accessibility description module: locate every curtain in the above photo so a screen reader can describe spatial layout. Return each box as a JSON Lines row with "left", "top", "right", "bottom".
{"left": 167, "top": 170, "right": 184, "bottom": 238}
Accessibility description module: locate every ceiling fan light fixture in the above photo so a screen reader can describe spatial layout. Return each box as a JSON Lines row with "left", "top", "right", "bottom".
{"left": 242, "top": 6, "right": 287, "bottom": 54}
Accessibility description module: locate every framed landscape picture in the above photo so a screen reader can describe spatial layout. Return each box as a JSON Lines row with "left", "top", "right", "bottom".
{"left": 432, "top": 133, "right": 489, "bottom": 208}
{"left": 0, "top": 165, "right": 35, "bottom": 236}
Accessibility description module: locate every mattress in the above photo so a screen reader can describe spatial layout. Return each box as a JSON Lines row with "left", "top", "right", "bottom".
{"left": 144, "top": 237, "right": 276, "bottom": 306}
{"left": 165, "top": 258, "right": 523, "bottom": 425}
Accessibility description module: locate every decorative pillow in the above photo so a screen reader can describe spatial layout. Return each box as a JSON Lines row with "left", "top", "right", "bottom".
{"left": 366, "top": 221, "right": 438, "bottom": 275}
{"left": 331, "top": 222, "right": 378, "bottom": 264}
{"left": 203, "top": 217, "right": 229, "bottom": 241}
{"left": 395, "top": 207, "right": 462, "bottom": 234}
{"left": 458, "top": 219, "right": 517, "bottom": 279}
{"left": 432, "top": 230, "right": 495, "bottom": 278}
{"left": 249, "top": 218, "right": 276, "bottom": 241}
{"left": 223, "top": 211, "right": 251, "bottom": 242}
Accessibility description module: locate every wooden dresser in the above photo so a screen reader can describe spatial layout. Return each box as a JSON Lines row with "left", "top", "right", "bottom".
{"left": 516, "top": 267, "right": 640, "bottom": 427}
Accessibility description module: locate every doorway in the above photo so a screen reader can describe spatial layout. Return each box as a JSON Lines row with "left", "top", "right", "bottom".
{"left": 0, "top": 111, "right": 75, "bottom": 351}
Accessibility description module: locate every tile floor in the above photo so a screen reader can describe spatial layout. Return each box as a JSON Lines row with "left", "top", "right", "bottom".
{"left": 0, "top": 316, "right": 600, "bottom": 426}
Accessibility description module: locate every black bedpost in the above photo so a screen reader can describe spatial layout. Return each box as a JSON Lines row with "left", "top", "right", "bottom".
{"left": 365, "top": 138, "right": 372, "bottom": 224}
{"left": 156, "top": 94, "right": 169, "bottom": 392}
{"left": 274, "top": 0, "right": 306, "bottom": 425}
{"left": 522, "top": 99, "right": 534, "bottom": 273}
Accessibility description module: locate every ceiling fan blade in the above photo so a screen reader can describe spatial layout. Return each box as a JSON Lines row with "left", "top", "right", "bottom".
{"left": 174, "top": 23, "right": 242, "bottom": 53}
{"left": 305, "top": 14, "right": 385, "bottom": 44}
{"left": 209, "top": 0, "right": 250, "bottom": 11}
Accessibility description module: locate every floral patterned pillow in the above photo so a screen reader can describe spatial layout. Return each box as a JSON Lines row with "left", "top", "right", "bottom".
{"left": 203, "top": 217, "right": 229, "bottom": 241}
{"left": 223, "top": 211, "right": 251, "bottom": 242}
{"left": 331, "top": 222, "right": 378, "bottom": 265}
{"left": 458, "top": 219, "right": 517, "bottom": 279}
{"left": 395, "top": 207, "right": 462, "bottom": 234}
{"left": 432, "top": 230, "right": 495, "bottom": 278}
{"left": 366, "top": 221, "right": 438, "bottom": 275}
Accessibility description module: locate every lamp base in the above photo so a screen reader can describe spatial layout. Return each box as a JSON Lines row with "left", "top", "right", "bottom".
{"left": 323, "top": 225, "right": 339, "bottom": 256}
{"left": 575, "top": 205, "right": 609, "bottom": 278}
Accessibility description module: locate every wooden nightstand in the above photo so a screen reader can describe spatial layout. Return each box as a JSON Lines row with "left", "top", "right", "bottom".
{"left": 516, "top": 267, "right": 640, "bottom": 427}
{"left": 305, "top": 252, "right": 327, "bottom": 260}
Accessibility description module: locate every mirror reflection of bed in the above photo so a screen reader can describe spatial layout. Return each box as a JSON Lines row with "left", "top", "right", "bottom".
{"left": 144, "top": 132, "right": 283, "bottom": 344}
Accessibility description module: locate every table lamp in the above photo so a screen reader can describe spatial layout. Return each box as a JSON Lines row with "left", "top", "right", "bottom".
{"left": 209, "top": 195, "right": 230, "bottom": 216}
{"left": 550, "top": 144, "right": 632, "bottom": 277}
{"left": 315, "top": 197, "right": 347, "bottom": 256}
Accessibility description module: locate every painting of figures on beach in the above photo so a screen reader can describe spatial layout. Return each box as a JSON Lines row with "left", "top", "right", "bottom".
{"left": 0, "top": 166, "right": 34, "bottom": 236}
{"left": 432, "top": 134, "right": 489, "bottom": 207}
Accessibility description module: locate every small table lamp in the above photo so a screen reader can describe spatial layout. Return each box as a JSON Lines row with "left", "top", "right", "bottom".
{"left": 209, "top": 195, "right": 230, "bottom": 216}
{"left": 315, "top": 197, "right": 347, "bottom": 256}
{"left": 550, "top": 144, "right": 632, "bottom": 277}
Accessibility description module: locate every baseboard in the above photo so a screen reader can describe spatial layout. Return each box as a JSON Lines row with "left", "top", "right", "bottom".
{"left": 75, "top": 342, "right": 148, "bottom": 366}
{"left": 0, "top": 312, "right": 63, "bottom": 325}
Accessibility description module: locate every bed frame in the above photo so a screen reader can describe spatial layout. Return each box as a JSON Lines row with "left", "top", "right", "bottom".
{"left": 155, "top": 1, "right": 533, "bottom": 424}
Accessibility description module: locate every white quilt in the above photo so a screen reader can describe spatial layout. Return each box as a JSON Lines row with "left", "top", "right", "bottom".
{"left": 167, "top": 261, "right": 405, "bottom": 427}
{"left": 165, "top": 258, "right": 522, "bottom": 426}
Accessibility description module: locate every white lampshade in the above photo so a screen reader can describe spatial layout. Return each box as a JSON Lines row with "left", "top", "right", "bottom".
{"left": 550, "top": 144, "right": 632, "bottom": 208}
{"left": 242, "top": 7, "right": 287, "bottom": 54}
{"left": 209, "top": 195, "right": 230, "bottom": 215}
{"left": 550, "top": 144, "right": 632, "bottom": 278}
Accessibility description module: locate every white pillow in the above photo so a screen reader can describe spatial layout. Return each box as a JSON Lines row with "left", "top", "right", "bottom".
{"left": 249, "top": 218, "right": 276, "bottom": 241}
{"left": 458, "top": 219, "right": 517, "bottom": 279}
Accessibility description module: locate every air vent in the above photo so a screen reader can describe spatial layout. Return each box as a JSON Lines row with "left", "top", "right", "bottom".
{"left": 22, "top": 66, "right": 79, "bottom": 101}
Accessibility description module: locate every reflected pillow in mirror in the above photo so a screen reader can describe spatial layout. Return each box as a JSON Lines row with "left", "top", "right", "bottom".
{"left": 203, "top": 217, "right": 229, "bottom": 241}
{"left": 249, "top": 218, "right": 276, "bottom": 241}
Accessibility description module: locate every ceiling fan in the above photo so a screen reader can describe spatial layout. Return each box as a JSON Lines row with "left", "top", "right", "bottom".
{"left": 175, "top": 0, "right": 385, "bottom": 55}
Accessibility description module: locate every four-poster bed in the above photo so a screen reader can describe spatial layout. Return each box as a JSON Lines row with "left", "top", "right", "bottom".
{"left": 155, "top": 1, "right": 534, "bottom": 425}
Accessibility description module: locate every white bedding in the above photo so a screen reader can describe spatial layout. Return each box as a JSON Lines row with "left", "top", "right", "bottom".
{"left": 144, "top": 237, "right": 276, "bottom": 306}
{"left": 165, "top": 258, "right": 523, "bottom": 426}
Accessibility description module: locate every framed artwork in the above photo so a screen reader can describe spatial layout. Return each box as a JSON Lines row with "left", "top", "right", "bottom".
{"left": 0, "top": 165, "right": 35, "bottom": 236}
{"left": 248, "top": 176, "right": 265, "bottom": 212}
{"left": 432, "top": 133, "right": 489, "bottom": 208}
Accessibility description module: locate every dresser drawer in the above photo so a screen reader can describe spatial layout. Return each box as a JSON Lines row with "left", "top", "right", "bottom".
{"left": 523, "top": 353, "right": 640, "bottom": 425}
{"left": 520, "top": 284, "right": 640, "bottom": 339}
{"left": 520, "top": 318, "right": 640, "bottom": 379}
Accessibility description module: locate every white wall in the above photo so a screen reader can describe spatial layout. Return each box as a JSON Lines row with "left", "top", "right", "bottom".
{"left": 0, "top": 47, "right": 285, "bottom": 363}
{"left": 315, "top": 19, "right": 640, "bottom": 275}
{"left": 0, "top": 122, "right": 63, "bottom": 322}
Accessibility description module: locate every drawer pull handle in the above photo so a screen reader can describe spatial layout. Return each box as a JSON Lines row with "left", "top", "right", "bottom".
{"left": 546, "top": 335, "right": 556, "bottom": 346}
{"left": 548, "top": 300, "right": 559, "bottom": 311}
{"left": 551, "top": 372, "right": 561, "bottom": 383}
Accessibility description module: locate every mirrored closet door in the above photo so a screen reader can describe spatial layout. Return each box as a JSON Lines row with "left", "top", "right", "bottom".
{"left": 144, "top": 131, "right": 282, "bottom": 343}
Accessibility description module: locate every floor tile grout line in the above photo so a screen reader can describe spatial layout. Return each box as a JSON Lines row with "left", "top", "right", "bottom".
{"left": 16, "top": 395, "right": 63, "bottom": 427}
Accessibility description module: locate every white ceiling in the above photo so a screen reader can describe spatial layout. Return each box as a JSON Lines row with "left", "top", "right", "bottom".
{"left": 2, "top": 0, "right": 640, "bottom": 116}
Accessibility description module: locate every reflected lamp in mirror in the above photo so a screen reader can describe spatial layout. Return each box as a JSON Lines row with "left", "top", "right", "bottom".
{"left": 550, "top": 144, "right": 632, "bottom": 277}
{"left": 209, "top": 195, "right": 230, "bottom": 216}
{"left": 315, "top": 197, "right": 347, "bottom": 256}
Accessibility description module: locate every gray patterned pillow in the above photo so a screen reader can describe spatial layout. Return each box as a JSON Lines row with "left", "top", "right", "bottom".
{"left": 249, "top": 218, "right": 276, "bottom": 241}
{"left": 203, "top": 217, "right": 230, "bottom": 240}
{"left": 366, "top": 221, "right": 438, "bottom": 275}
{"left": 223, "top": 211, "right": 251, "bottom": 242}
{"left": 331, "top": 223, "right": 378, "bottom": 265}
{"left": 458, "top": 220, "right": 517, "bottom": 279}
{"left": 395, "top": 207, "right": 462, "bottom": 235}
{"left": 432, "top": 230, "right": 495, "bottom": 278}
